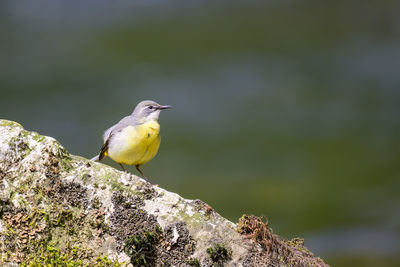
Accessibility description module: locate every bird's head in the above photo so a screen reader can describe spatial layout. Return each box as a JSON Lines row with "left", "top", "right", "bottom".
{"left": 132, "top": 100, "right": 171, "bottom": 122}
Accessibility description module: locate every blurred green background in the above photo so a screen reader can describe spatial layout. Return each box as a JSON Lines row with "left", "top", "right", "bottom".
{"left": 1, "top": 1, "right": 399, "bottom": 266}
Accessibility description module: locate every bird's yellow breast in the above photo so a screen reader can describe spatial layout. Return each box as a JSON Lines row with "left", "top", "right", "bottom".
{"left": 107, "top": 120, "right": 161, "bottom": 166}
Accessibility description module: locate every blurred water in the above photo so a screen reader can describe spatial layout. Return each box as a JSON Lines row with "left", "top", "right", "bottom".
{"left": 1, "top": 1, "right": 400, "bottom": 265}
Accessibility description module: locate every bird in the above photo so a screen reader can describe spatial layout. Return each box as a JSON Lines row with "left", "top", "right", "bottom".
{"left": 91, "top": 100, "right": 171, "bottom": 183}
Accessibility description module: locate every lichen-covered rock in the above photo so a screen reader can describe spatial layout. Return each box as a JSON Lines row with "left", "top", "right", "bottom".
{"left": 0, "top": 119, "right": 329, "bottom": 266}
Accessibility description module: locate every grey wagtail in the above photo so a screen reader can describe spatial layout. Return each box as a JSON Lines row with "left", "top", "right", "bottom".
{"left": 91, "top": 100, "right": 171, "bottom": 182}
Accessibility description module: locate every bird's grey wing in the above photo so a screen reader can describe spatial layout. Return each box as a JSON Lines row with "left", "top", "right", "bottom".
{"left": 103, "top": 115, "right": 138, "bottom": 141}
{"left": 102, "top": 124, "right": 117, "bottom": 143}
{"left": 96, "top": 123, "right": 118, "bottom": 161}
{"left": 98, "top": 116, "right": 138, "bottom": 161}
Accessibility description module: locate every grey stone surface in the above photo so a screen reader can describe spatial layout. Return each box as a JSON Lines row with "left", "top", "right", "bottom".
{"left": 0, "top": 119, "right": 328, "bottom": 266}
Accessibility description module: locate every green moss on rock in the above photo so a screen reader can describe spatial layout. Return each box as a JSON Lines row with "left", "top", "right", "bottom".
{"left": 187, "top": 257, "right": 201, "bottom": 266}
{"left": 124, "top": 226, "right": 163, "bottom": 266}
{"left": 0, "top": 120, "right": 22, "bottom": 127}
{"left": 207, "top": 243, "right": 231, "bottom": 266}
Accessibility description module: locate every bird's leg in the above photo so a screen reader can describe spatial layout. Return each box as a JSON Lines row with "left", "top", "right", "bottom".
{"left": 135, "top": 165, "right": 146, "bottom": 178}
{"left": 135, "top": 165, "right": 152, "bottom": 184}
{"left": 119, "top": 163, "right": 127, "bottom": 172}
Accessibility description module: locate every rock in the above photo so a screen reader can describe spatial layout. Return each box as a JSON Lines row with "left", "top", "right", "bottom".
{"left": 0, "top": 119, "right": 329, "bottom": 266}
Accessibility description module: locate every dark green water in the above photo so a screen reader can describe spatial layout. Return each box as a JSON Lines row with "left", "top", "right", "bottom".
{"left": 1, "top": 1, "right": 400, "bottom": 265}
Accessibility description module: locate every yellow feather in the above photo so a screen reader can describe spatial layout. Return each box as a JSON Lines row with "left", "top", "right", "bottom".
{"left": 107, "top": 120, "right": 161, "bottom": 166}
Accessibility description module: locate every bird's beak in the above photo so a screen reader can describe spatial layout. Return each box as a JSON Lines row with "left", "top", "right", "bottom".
{"left": 158, "top": 105, "right": 172, "bottom": 110}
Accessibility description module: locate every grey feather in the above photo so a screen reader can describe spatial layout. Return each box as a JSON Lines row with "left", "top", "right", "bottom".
{"left": 102, "top": 115, "right": 139, "bottom": 143}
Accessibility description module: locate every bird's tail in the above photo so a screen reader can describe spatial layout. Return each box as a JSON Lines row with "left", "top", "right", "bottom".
{"left": 90, "top": 155, "right": 100, "bottom": 161}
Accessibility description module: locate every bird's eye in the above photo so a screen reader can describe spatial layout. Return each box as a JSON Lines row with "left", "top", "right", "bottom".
{"left": 148, "top": 106, "right": 153, "bottom": 110}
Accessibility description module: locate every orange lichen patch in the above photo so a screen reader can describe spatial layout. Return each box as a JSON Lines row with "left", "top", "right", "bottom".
{"left": 238, "top": 214, "right": 274, "bottom": 252}
{"left": 1, "top": 209, "right": 48, "bottom": 263}
{"left": 238, "top": 214, "right": 329, "bottom": 267}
